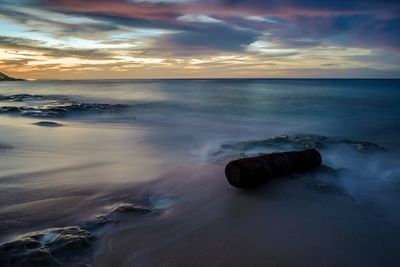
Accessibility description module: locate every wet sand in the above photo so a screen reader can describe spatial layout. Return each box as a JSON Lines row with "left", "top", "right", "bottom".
{"left": 94, "top": 164, "right": 400, "bottom": 267}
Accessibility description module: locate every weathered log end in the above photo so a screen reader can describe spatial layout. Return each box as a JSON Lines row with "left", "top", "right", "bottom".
{"left": 225, "top": 149, "right": 322, "bottom": 188}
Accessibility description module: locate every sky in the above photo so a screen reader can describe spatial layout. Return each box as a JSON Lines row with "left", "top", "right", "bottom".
{"left": 0, "top": 0, "right": 399, "bottom": 79}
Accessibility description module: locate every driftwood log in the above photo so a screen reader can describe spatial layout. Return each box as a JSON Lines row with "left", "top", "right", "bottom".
{"left": 225, "top": 149, "right": 322, "bottom": 188}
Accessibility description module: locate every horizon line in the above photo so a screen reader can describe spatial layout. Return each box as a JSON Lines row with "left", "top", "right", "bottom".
{"left": 19, "top": 77, "right": 400, "bottom": 81}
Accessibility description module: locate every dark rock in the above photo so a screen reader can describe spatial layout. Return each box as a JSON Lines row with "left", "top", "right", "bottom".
{"left": 0, "top": 94, "right": 44, "bottom": 101}
{"left": 0, "top": 200, "right": 163, "bottom": 266}
{"left": 148, "top": 195, "right": 180, "bottom": 210}
{"left": 215, "top": 134, "right": 385, "bottom": 163}
{"left": 112, "top": 203, "right": 155, "bottom": 214}
{"left": 341, "top": 140, "right": 385, "bottom": 151}
{"left": 0, "top": 226, "right": 92, "bottom": 267}
{"left": 223, "top": 134, "right": 332, "bottom": 152}
{"left": 0, "top": 94, "right": 128, "bottom": 118}
{"left": 0, "top": 72, "right": 24, "bottom": 81}
{"left": 225, "top": 149, "right": 322, "bottom": 188}
{"left": 82, "top": 215, "right": 115, "bottom": 231}
{"left": 0, "top": 143, "right": 13, "bottom": 149}
{"left": 255, "top": 134, "right": 332, "bottom": 149}
{"left": 33, "top": 121, "right": 64, "bottom": 127}
{"left": 82, "top": 203, "right": 158, "bottom": 231}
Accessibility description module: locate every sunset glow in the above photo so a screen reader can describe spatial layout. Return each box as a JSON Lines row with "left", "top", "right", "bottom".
{"left": 0, "top": 0, "right": 399, "bottom": 79}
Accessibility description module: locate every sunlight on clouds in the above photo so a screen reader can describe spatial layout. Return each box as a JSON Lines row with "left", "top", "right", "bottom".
{"left": 245, "top": 16, "right": 278, "bottom": 23}
{"left": 177, "top": 14, "right": 223, "bottom": 23}
{"left": 61, "top": 38, "right": 138, "bottom": 49}
{"left": 113, "top": 56, "right": 165, "bottom": 64}
{"left": 26, "top": 58, "right": 118, "bottom": 67}
{"left": 0, "top": 49, "right": 44, "bottom": 59}
{"left": 0, "top": 0, "right": 399, "bottom": 78}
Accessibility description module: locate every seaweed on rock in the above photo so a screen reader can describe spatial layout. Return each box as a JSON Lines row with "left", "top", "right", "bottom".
{"left": 0, "top": 226, "right": 92, "bottom": 267}
{"left": 0, "top": 94, "right": 128, "bottom": 118}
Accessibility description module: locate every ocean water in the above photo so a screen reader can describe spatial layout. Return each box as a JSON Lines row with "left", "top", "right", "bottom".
{"left": 0, "top": 79, "right": 399, "bottom": 266}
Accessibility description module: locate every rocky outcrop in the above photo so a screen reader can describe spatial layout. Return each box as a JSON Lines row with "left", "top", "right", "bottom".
{"left": 0, "top": 72, "right": 24, "bottom": 81}
{"left": 0, "top": 143, "right": 13, "bottom": 150}
{"left": 83, "top": 203, "right": 158, "bottom": 231}
{"left": 0, "top": 226, "right": 92, "bottom": 267}
{"left": 221, "top": 134, "right": 385, "bottom": 151}
{"left": 0, "top": 94, "right": 44, "bottom": 101}
{"left": 33, "top": 121, "right": 64, "bottom": 127}
{"left": 213, "top": 134, "right": 385, "bottom": 163}
{"left": 0, "top": 198, "right": 174, "bottom": 267}
{"left": 341, "top": 139, "right": 385, "bottom": 151}
{"left": 0, "top": 94, "right": 128, "bottom": 118}
{"left": 112, "top": 203, "right": 156, "bottom": 214}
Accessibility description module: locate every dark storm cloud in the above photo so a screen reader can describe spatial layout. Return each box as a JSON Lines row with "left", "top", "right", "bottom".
{"left": 162, "top": 24, "right": 259, "bottom": 54}
{"left": 27, "top": 0, "right": 399, "bottom": 53}
{"left": 262, "top": 14, "right": 400, "bottom": 52}
{"left": 0, "top": 7, "right": 122, "bottom": 39}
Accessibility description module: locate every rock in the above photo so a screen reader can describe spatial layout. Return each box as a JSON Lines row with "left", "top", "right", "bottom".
{"left": 33, "top": 121, "right": 64, "bottom": 127}
{"left": 0, "top": 143, "right": 13, "bottom": 149}
{"left": 0, "top": 94, "right": 43, "bottom": 101}
{"left": 82, "top": 203, "right": 158, "bottom": 231}
{"left": 148, "top": 195, "right": 179, "bottom": 210}
{"left": 0, "top": 226, "right": 92, "bottom": 267}
{"left": 258, "top": 134, "right": 332, "bottom": 149}
{"left": 0, "top": 72, "right": 24, "bottom": 81}
{"left": 82, "top": 215, "right": 115, "bottom": 231}
{"left": 0, "top": 94, "right": 128, "bottom": 118}
{"left": 0, "top": 201, "right": 163, "bottom": 266}
{"left": 215, "top": 134, "right": 385, "bottom": 162}
{"left": 341, "top": 140, "right": 385, "bottom": 151}
{"left": 225, "top": 149, "right": 322, "bottom": 188}
{"left": 223, "top": 134, "right": 333, "bottom": 151}
{"left": 112, "top": 203, "right": 155, "bottom": 214}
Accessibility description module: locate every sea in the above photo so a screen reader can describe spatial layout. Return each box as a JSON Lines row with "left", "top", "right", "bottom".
{"left": 0, "top": 79, "right": 399, "bottom": 266}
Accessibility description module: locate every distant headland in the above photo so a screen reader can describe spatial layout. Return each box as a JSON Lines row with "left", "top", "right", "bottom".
{"left": 0, "top": 71, "right": 24, "bottom": 81}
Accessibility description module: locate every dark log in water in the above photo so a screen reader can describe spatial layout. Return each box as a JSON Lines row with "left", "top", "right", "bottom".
{"left": 225, "top": 149, "right": 322, "bottom": 188}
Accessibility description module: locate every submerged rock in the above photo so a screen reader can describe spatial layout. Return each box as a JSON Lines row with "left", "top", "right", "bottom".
{"left": 221, "top": 134, "right": 332, "bottom": 152}
{"left": 0, "top": 199, "right": 173, "bottom": 266}
{"left": 0, "top": 143, "right": 13, "bottom": 149}
{"left": 82, "top": 215, "right": 115, "bottom": 231}
{"left": 0, "top": 94, "right": 43, "bottom": 101}
{"left": 341, "top": 140, "right": 385, "bottom": 151}
{"left": 112, "top": 203, "right": 155, "bottom": 214}
{"left": 0, "top": 94, "right": 128, "bottom": 118}
{"left": 33, "top": 121, "right": 64, "bottom": 127}
{"left": 0, "top": 226, "right": 92, "bottom": 267}
{"left": 82, "top": 202, "right": 158, "bottom": 231}
{"left": 148, "top": 195, "right": 180, "bottom": 210}
{"left": 214, "top": 134, "right": 385, "bottom": 162}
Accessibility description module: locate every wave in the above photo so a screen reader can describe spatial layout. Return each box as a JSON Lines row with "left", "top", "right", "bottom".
{"left": 0, "top": 195, "right": 178, "bottom": 267}
{"left": 210, "top": 133, "right": 385, "bottom": 162}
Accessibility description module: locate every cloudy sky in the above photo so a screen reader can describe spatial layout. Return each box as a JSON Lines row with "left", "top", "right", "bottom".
{"left": 0, "top": 0, "right": 399, "bottom": 79}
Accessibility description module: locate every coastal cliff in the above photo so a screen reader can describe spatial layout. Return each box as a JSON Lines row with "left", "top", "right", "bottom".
{"left": 0, "top": 71, "right": 24, "bottom": 81}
